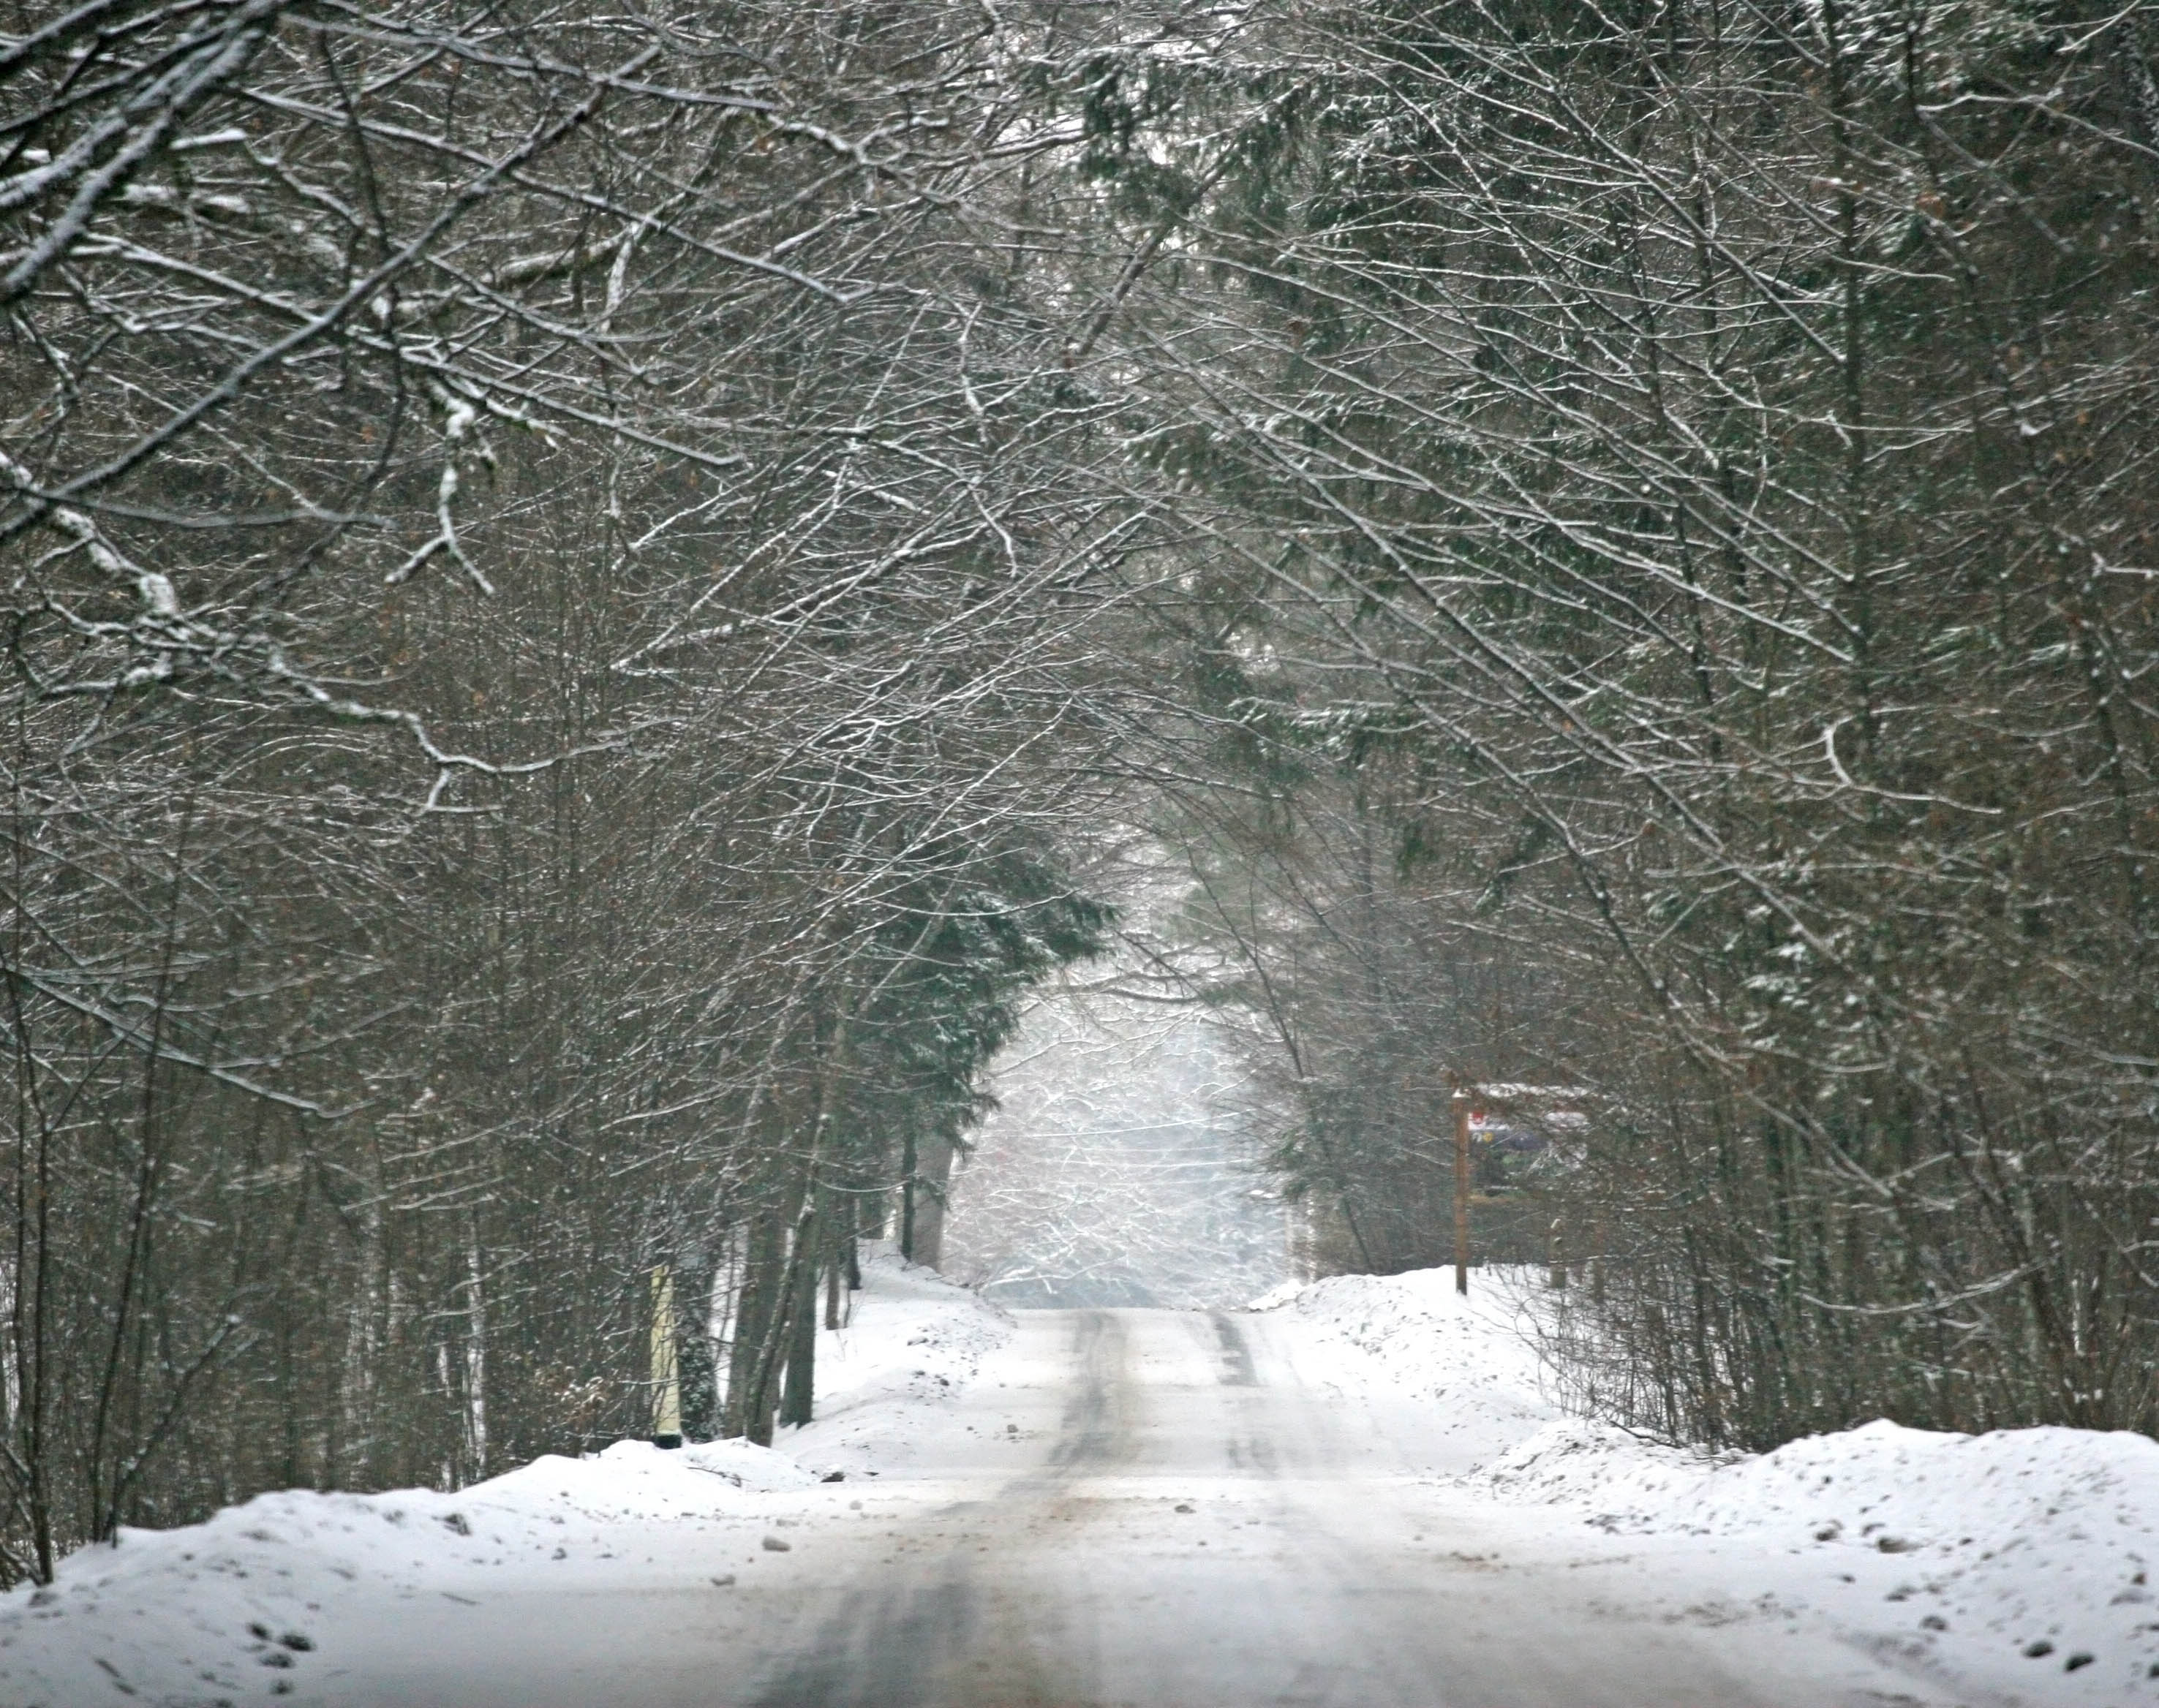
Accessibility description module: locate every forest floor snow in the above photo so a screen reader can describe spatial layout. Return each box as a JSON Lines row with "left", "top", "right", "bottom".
{"left": 0, "top": 1245, "right": 1007, "bottom": 1707}
{"left": 1250, "top": 1264, "right": 2159, "bottom": 1708}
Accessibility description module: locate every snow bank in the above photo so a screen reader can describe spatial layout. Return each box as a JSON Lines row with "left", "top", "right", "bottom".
{"left": 0, "top": 1242, "right": 1006, "bottom": 1706}
{"left": 0, "top": 1437, "right": 818, "bottom": 1704}
{"left": 1462, "top": 1418, "right": 1736, "bottom": 1514}
{"left": 1472, "top": 1415, "right": 2159, "bottom": 1688}
{"left": 1450, "top": 1410, "right": 2159, "bottom": 1705}
{"left": 1259, "top": 1263, "right": 2159, "bottom": 1698}
{"left": 1477, "top": 1414, "right": 2159, "bottom": 1560}
{"left": 1246, "top": 1264, "right": 1553, "bottom": 1426}
{"left": 785, "top": 1242, "right": 1012, "bottom": 1473}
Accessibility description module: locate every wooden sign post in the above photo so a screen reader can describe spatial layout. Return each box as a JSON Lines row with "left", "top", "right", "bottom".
{"left": 1452, "top": 1088, "right": 1472, "bottom": 1295}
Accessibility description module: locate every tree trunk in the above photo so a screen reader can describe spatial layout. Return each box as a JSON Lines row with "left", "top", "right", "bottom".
{"left": 778, "top": 1207, "right": 821, "bottom": 1428}
{"left": 909, "top": 1133, "right": 954, "bottom": 1271}
{"left": 721, "top": 1211, "right": 784, "bottom": 1441}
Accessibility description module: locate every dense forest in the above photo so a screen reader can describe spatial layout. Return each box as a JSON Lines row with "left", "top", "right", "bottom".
{"left": 2, "top": 0, "right": 2154, "bottom": 1582}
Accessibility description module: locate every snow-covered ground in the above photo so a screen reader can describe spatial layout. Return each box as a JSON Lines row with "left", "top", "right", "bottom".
{"left": 1247, "top": 1262, "right": 1554, "bottom": 1465}
{"left": 1251, "top": 1264, "right": 2159, "bottom": 1707}
{"left": 10, "top": 1251, "right": 2156, "bottom": 1707}
{"left": 0, "top": 1246, "right": 1008, "bottom": 1707}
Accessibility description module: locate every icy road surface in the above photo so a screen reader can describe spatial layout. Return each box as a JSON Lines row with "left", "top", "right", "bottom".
{"left": 312, "top": 1307, "right": 1944, "bottom": 1708}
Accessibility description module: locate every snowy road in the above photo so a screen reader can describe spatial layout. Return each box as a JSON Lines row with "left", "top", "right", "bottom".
{"left": 312, "top": 1308, "right": 1943, "bottom": 1708}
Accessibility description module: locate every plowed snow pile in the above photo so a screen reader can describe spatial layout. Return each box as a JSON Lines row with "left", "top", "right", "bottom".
{"left": 1256, "top": 1263, "right": 2159, "bottom": 1704}
{"left": 1472, "top": 1415, "right": 2159, "bottom": 1699}
{"left": 1249, "top": 1265, "right": 1548, "bottom": 1410}
{"left": 0, "top": 1244, "right": 1006, "bottom": 1707}
{"left": 1247, "top": 1265, "right": 1556, "bottom": 1462}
